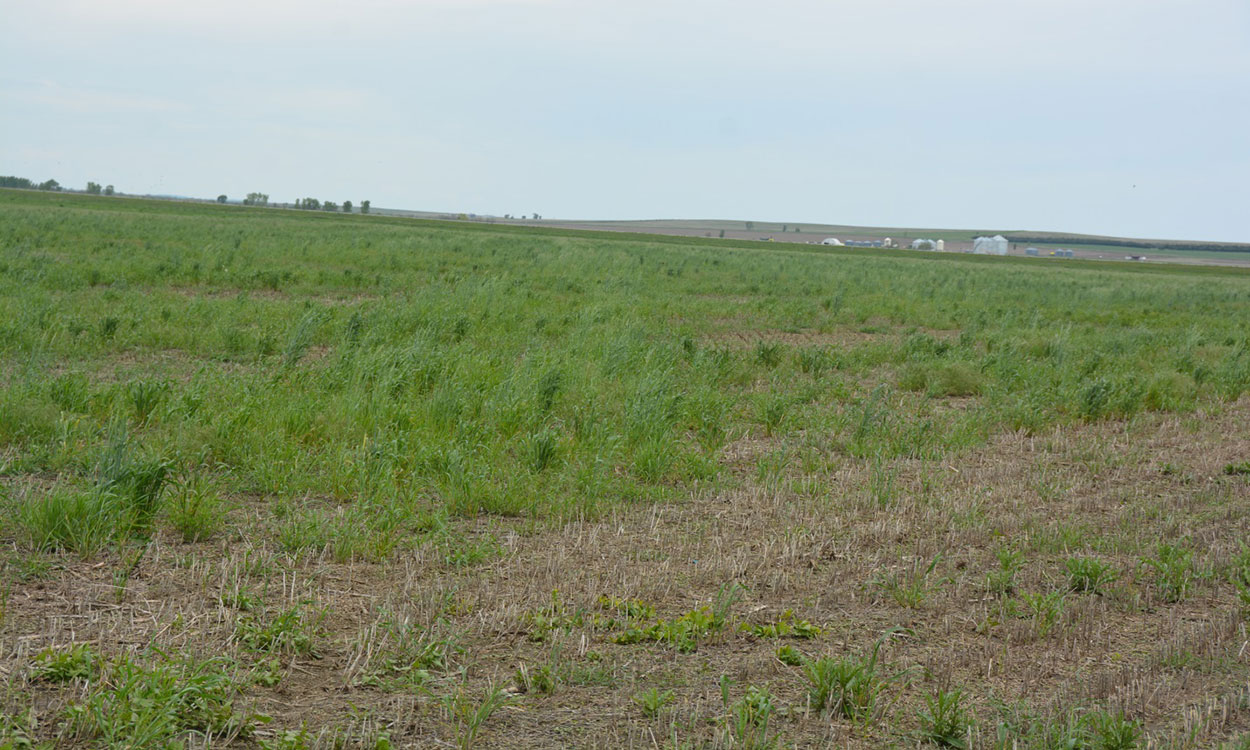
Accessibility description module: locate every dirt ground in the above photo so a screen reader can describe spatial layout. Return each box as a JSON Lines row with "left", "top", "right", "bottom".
{"left": 5, "top": 398, "right": 1250, "bottom": 747}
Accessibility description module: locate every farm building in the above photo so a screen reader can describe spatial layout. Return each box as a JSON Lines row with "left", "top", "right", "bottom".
{"left": 1026, "top": 247, "right": 1039, "bottom": 256}
{"left": 972, "top": 235, "right": 1009, "bottom": 255}
{"left": 821, "top": 238, "right": 843, "bottom": 246}
{"left": 910, "top": 238, "right": 945, "bottom": 251}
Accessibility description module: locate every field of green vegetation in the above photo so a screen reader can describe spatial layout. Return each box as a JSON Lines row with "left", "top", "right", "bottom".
{"left": 2, "top": 189, "right": 1249, "bottom": 748}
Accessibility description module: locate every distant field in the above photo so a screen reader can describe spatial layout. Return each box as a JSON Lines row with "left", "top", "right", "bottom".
{"left": 505, "top": 218, "right": 1250, "bottom": 266}
{"left": 2, "top": 189, "right": 1250, "bottom": 748}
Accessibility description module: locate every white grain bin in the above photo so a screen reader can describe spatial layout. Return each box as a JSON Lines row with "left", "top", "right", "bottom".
{"left": 972, "top": 235, "right": 1009, "bottom": 255}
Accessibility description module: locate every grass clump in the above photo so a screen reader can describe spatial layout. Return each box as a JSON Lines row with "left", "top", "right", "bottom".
{"left": 725, "top": 683, "right": 778, "bottom": 750}
{"left": 1065, "top": 556, "right": 1117, "bottom": 594}
{"left": 64, "top": 652, "right": 254, "bottom": 747}
{"left": 612, "top": 583, "right": 741, "bottom": 653}
{"left": 1141, "top": 543, "right": 1194, "bottom": 603}
{"left": 874, "top": 555, "right": 944, "bottom": 608}
{"left": 1223, "top": 461, "right": 1250, "bottom": 476}
{"left": 10, "top": 430, "right": 168, "bottom": 556}
{"left": 236, "top": 605, "right": 323, "bottom": 657}
{"left": 632, "top": 687, "right": 675, "bottom": 718}
{"left": 442, "top": 681, "right": 512, "bottom": 750}
{"left": 14, "top": 488, "right": 117, "bottom": 557}
{"left": 355, "top": 619, "right": 457, "bottom": 691}
{"left": 739, "top": 610, "right": 822, "bottom": 639}
{"left": 32, "top": 643, "right": 99, "bottom": 683}
{"left": 800, "top": 635, "right": 905, "bottom": 722}
{"left": 986, "top": 544, "right": 1025, "bottom": 596}
{"left": 917, "top": 688, "right": 970, "bottom": 748}
{"left": 165, "top": 472, "right": 227, "bottom": 543}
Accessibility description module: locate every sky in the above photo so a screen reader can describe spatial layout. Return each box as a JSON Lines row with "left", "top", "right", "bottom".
{"left": 2, "top": 0, "right": 1248, "bottom": 241}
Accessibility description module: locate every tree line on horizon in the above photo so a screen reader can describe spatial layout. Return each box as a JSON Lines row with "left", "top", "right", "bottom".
{"left": 1, "top": 176, "right": 372, "bottom": 216}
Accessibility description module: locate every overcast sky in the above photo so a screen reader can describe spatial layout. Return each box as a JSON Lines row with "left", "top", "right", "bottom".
{"left": 2, "top": 0, "right": 1248, "bottom": 240}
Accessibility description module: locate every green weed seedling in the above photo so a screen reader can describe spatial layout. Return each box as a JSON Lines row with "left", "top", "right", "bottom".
{"left": 1019, "top": 590, "right": 1067, "bottom": 639}
{"left": 32, "top": 643, "right": 98, "bottom": 682}
{"left": 65, "top": 651, "right": 256, "bottom": 747}
{"left": 1014, "top": 708, "right": 1140, "bottom": 750}
{"left": 1066, "top": 556, "right": 1117, "bottom": 594}
{"left": 1231, "top": 544, "right": 1250, "bottom": 611}
{"left": 166, "top": 472, "right": 226, "bottom": 543}
{"left": 442, "top": 681, "right": 512, "bottom": 750}
{"left": 260, "top": 725, "right": 313, "bottom": 750}
{"left": 801, "top": 633, "right": 907, "bottom": 723}
{"left": 612, "top": 582, "right": 742, "bottom": 653}
{"left": 986, "top": 544, "right": 1025, "bottom": 596}
{"left": 514, "top": 662, "right": 558, "bottom": 695}
{"left": 236, "top": 605, "right": 323, "bottom": 657}
{"left": 356, "top": 619, "right": 457, "bottom": 691}
{"left": 917, "top": 688, "right": 971, "bottom": 748}
{"left": 726, "top": 684, "right": 778, "bottom": 750}
{"left": 523, "top": 589, "right": 584, "bottom": 643}
{"left": 874, "top": 554, "right": 944, "bottom": 608}
{"left": 1141, "top": 543, "right": 1194, "bottom": 603}
{"left": 740, "top": 610, "right": 822, "bottom": 639}
{"left": 632, "top": 687, "right": 675, "bottom": 718}
{"left": 775, "top": 645, "right": 804, "bottom": 666}
{"left": 1223, "top": 461, "right": 1250, "bottom": 476}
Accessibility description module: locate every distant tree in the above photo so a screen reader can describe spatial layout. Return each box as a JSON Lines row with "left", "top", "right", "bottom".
{"left": 360, "top": 200, "right": 370, "bottom": 214}
{"left": 243, "top": 192, "right": 269, "bottom": 206}
{"left": 342, "top": 200, "right": 352, "bottom": 213}
{"left": 782, "top": 225, "right": 787, "bottom": 233}
{"left": 298, "top": 197, "right": 321, "bottom": 210}
{"left": 745, "top": 221, "right": 754, "bottom": 230}
{"left": 0, "top": 176, "right": 36, "bottom": 189}
{"left": 532, "top": 213, "right": 541, "bottom": 220}
{"left": 322, "top": 201, "right": 338, "bottom": 211}
{"left": 39, "top": 179, "right": 61, "bottom": 191}
{"left": 794, "top": 226, "right": 800, "bottom": 232}
{"left": 719, "top": 229, "right": 725, "bottom": 238}
{"left": 86, "top": 181, "right": 102, "bottom": 195}
{"left": 103, "top": 185, "right": 115, "bottom": 196}
{"left": 217, "top": 194, "right": 228, "bottom": 203}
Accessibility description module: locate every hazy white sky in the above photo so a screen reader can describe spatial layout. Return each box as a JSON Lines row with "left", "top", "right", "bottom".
{"left": 2, "top": 0, "right": 1248, "bottom": 240}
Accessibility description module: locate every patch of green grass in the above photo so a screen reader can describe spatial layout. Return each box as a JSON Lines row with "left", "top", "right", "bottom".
{"left": 1065, "top": 556, "right": 1117, "bottom": 594}
{"left": 236, "top": 605, "right": 323, "bottom": 657}
{"left": 165, "top": 472, "right": 227, "bottom": 543}
{"left": 355, "top": 618, "right": 457, "bottom": 691}
{"left": 986, "top": 544, "right": 1025, "bottom": 596}
{"left": 32, "top": 643, "right": 99, "bottom": 682}
{"left": 725, "top": 685, "right": 780, "bottom": 750}
{"left": 800, "top": 635, "right": 906, "bottom": 723}
{"left": 442, "top": 681, "right": 512, "bottom": 750}
{"left": 1224, "top": 461, "right": 1250, "bottom": 476}
{"left": 917, "top": 688, "right": 970, "bottom": 748}
{"left": 874, "top": 555, "right": 944, "bottom": 608}
{"left": 64, "top": 651, "right": 255, "bottom": 747}
{"left": 632, "top": 687, "right": 675, "bottom": 718}
{"left": 612, "top": 583, "right": 742, "bottom": 653}
{"left": 1141, "top": 543, "right": 1194, "bottom": 603}
{"left": 739, "top": 610, "right": 822, "bottom": 639}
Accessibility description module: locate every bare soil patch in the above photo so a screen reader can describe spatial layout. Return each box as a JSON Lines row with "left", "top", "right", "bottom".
{"left": 6, "top": 402, "right": 1250, "bottom": 746}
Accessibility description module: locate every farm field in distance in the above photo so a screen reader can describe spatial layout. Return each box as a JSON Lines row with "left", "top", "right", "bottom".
{"left": 2, "top": 188, "right": 1250, "bottom": 748}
